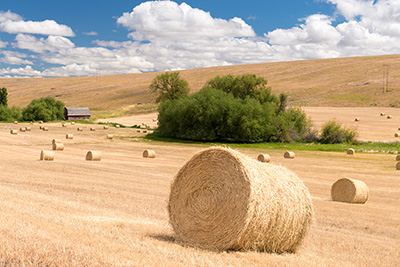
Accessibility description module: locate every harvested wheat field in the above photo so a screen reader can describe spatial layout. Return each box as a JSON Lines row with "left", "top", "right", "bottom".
{"left": 0, "top": 117, "right": 399, "bottom": 267}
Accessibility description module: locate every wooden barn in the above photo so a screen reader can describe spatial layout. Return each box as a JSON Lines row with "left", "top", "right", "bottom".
{"left": 64, "top": 107, "right": 91, "bottom": 120}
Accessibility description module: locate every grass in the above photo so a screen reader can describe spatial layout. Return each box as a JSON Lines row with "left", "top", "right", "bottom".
{"left": 144, "top": 133, "right": 400, "bottom": 154}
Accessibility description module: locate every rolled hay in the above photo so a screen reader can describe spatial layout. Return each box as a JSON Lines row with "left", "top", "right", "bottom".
{"left": 66, "top": 134, "right": 74, "bottom": 139}
{"left": 387, "top": 115, "right": 392, "bottom": 119}
{"left": 397, "top": 162, "right": 400, "bottom": 170}
{"left": 284, "top": 151, "right": 295, "bottom": 159}
{"left": 380, "top": 112, "right": 385, "bottom": 116}
{"left": 62, "top": 124, "right": 67, "bottom": 128}
{"left": 77, "top": 127, "right": 83, "bottom": 131}
{"left": 71, "top": 122, "right": 75, "bottom": 125}
{"left": 168, "top": 147, "right": 313, "bottom": 253}
{"left": 30, "top": 121, "right": 33, "bottom": 125}
{"left": 52, "top": 142, "right": 64, "bottom": 151}
{"left": 13, "top": 121, "right": 18, "bottom": 124}
{"left": 354, "top": 118, "right": 360, "bottom": 121}
{"left": 136, "top": 129, "right": 141, "bottom": 133}
{"left": 19, "top": 127, "right": 26, "bottom": 132}
{"left": 25, "top": 126, "right": 31, "bottom": 131}
{"left": 42, "top": 127, "right": 49, "bottom": 131}
{"left": 347, "top": 148, "right": 355, "bottom": 155}
{"left": 142, "top": 130, "right": 148, "bottom": 133}
{"left": 396, "top": 155, "right": 400, "bottom": 161}
{"left": 331, "top": 178, "right": 369, "bottom": 204}
{"left": 40, "top": 150, "right": 54, "bottom": 161}
{"left": 103, "top": 125, "right": 109, "bottom": 130}
{"left": 52, "top": 139, "right": 62, "bottom": 145}
{"left": 143, "top": 149, "right": 156, "bottom": 158}
{"left": 257, "top": 153, "right": 271, "bottom": 163}
{"left": 115, "top": 125, "right": 120, "bottom": 128}
{"left": 39, "top": 121, "right": 43, "bottom": 124}
{"left": 395, "top": 133, "right": 400, "bottom": 138}
{"left": 106, "top": 134, "right": 113, "bottom": 139}
{"left": 90, "top": 127, "right": 96, "bottom": 131}
{"left": 86, "top": 151, "right": 101, "bottom": 161}
{"left": 10, "top": 129, "right": 18, "bottom": 135}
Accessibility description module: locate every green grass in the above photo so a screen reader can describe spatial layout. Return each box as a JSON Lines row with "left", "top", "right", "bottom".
{"left": 144, "top": 133, "right": 400, "bottom": 154}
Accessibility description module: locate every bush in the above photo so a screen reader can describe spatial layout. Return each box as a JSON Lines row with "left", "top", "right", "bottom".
{"left": 0, "top": 105, "right": 22, "bottom": 122}
{"left": 150, "top": 72, "right": 190, "bottom": 103}
{"left": 319, "top": 120, "right": 357, "bottom": 144}
{"left": 22, "top": 97, "right": 65, "bottom": 122}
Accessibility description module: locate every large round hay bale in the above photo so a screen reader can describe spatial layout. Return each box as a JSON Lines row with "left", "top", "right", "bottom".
{"left": 25, "top": 126, "right": 31, "bottom": 131}
{"left": 39, "top": 121, "right": 43, "bottom": 124}
{"left": 42, "top": 127, "right": 49, "bottom": 131}
{"left": 30, "top": 121, "right": 33, "bottom": 125}
{"left": 331, "top": 178, "right": 369, "bottom": 204}
{"left": 13, "top": 121, "right": 18, "bottom": 124}
{"left": 10, "top": 129, "right": 18, "bottom": 135}
{"left": 397, "top": 162, "right": 400, "bottom": 170}
{"left": 90, "top": 127, "right": 96, "bottom": 131}
{"left": 71, "top": 122, "right": 75, "bottom": 125}
{"left": 103, "top": 125, "right": 109, "bottom": 129}
{"left": 396, "top": 155, "right": 400, "bottom": 161}
{"left": 395, "top": 133, "right": 399, "bottom": 137}
{"left": 19, "top": 127, "right": 26, "bottom": 132}
{"left": 77, "top": 127, "right": 83, "bottom": 131}
{"left": 52, "top": 142, "right": 64, "bottom": 151}
{"left": 168, "top": 147, "right": 313, "bottom": 253}
{"left": 106, "top": 134, "right": 113, "bottom": 139}
{"left": 66, "top": 134, "right": 74, "bottom": 139}
{"left": 143, "top": 149, "right": 156, "bottom": 158}
{"left": 86, "top": 151, "right": 101, "bottom": 161}
{"left": 354, "top": 118, "right": 360, "bottom": 121}
{"left": 115, "top": 125, "right": 120, "bottom": 128}
{"left": 346, "top": 148, "right": 355, "bottom": 155}
{"left": 380, "top": 112, "right": 385, "bottom": 116}
{"left": 257, "top": 153, "right": 271, "bottom": 163}
{"left": 40, "top": 150, "right": 54, "bottom": 161}
{"left": 387, "top": 115, "right": 392, "bottom": 119}
{"left": 284, "top": 151, "right": 295, "bottom": 159}
{"left": 52, "top": 139, "right": 62, "bottom": 145}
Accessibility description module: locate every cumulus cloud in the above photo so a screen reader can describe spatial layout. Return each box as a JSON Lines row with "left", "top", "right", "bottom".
{"left": 14, "top": 34, "right": 75, "bottom": 53}
{"left": 0, "top": 50, "right": 33, "bottom": 65}
{"left": 0, "top": 10, "right": 75, "bottom": 36}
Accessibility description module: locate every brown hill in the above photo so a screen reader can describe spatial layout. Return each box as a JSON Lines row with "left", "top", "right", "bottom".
{"left": 1, "top": 54, "right": 400, "bottom": 117}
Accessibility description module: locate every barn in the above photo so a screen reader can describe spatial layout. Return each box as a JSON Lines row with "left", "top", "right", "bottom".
{"left": 64, "top": 107, "right": 91, "bottom": 120}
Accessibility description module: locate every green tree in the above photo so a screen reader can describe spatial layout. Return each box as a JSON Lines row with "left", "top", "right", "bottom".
{"left": 22, "top": 97, "right": 65, "bottom": 122}
{"left": 150, "top": 72, "right": 190, "bottom": 103}
{"left": 0, "top": 87, "right": 8, "bottom": 106}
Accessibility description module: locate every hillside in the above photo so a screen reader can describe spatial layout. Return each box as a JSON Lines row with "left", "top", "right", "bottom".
{"left": 1, "top": 54, "right": 400, "bottom": 117}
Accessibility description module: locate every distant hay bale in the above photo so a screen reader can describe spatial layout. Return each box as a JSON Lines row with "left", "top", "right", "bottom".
{"left": 86, "top": 151, "right": 101, "bottom": 161}
{"left": 331, "top": 178, "right": 369, "bottom": 204}
{"left": 103, "top": 125, "right": 109, "bottom": 129}
{"left": 137, "top": 129, "right": 141, "bottom": 133}
{"left": 354, "top": 118, "right": 360, "bottom": 121}
{"left": 30, "top": 121, "right": 33, "bottom": 125}
{"left": 90, "top": 127, "right": 96, "bottom": 131}
{"left": 39, "top": 121, "right": 43, "bottom": 124}
{"left": 42, "top": 127, "right": 49, "bottom": 131}
{"left": 52, "top": 142, "right": 64, "bottom": 151}
{"left": 10, "top": 129, "right": 18, "bottom": 135}
{"left": 257, "top": 153, "right": 271, "bottom": 163}
{"left": 77, "top": 127, "right": 83, "bottom": 131}
{"left": 387, "top": 115, "right": 392, "bottom": 119}
{"left": 284, "top": 151, "right": 295, "bottom": 159}
{"left": 347, "top": 148, "right": 355, "bottom": 155}
{"left": 152, "top": 118, "right": 157, "bottom": 122}
{"left": 115, "top": 125, "right": 120, "bottom": 128}
{"left": 143, "top": 149, "right": 156, "bottom": 158}
{"left": 25, "top": 126, "right": 31, "bottom": 131}
{"left": 168, "top": 147, "right": 313, "bottom": 253}
{"left": 396, "top": 155, "right": 400, "bottom": 161}
{"left": 142, "top": 130, "right": 148, "bottom": 133}
{"left": 13, "top": 121, "right": 18, "bottom": 124}
{"left": 397, "top": 162, "right": 400, "bottom": 170}
{"left": 39, "top": 126, "right": 43, "bottom": 130}
{"left": 52, "top": 139, "right": 61, "bottom": 145}
{"left": 19, "top": 127, "right": 26, "bottom": 132}
{"left": 106, "top": 134, "right": 113, "bottom": 139}
{"left": 380, "top": 112, "right": 385, "bottom": 116}
{"left": 62, "top": 124, "right": 67, "bottom": 128}
{"left": 71, "top": 122, "right": 75, "bottom": 125}
{"left": 395, "top": 133, "right": 399, "bottom": 137}
{"left": 66, "top": 134, "right": 74, "bottom": 139}
{"left": 40, "top": 150, "right": 54, "bottom": 161}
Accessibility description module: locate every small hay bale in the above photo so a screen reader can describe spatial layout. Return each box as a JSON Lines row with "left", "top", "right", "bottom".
{"left": 13, "top": 121, "right": 18, "bottom": 124}
{"left": 152, "top": 118, "right": 157, "bottom": 122}
{"left": 331, "top": 178, "right": 369, "bottom": 204}
{"left": 52, "top": 139, "right": 62, "bottom": 145}
{"left": 10, "top": 129, "right": 18, "bottom": 135}
{"left": 142, "top": 130, "right": 148, "bottom": 133}
{"left": 284, "top": 151, "right": 295, "bottom": 159}
{"left": 115, "top": 125, "right": 120, "bottom": 128}
{"left": 136, "top": 129, "right": 141, "bottom": 133}
{"left": 40, "top": 150, "right": 54, "bottom": 161}
{"left": 52, "top": 142, "right": 64, "bottom": 151}
{"left": 66, "top": 134, "right": 74, "bottom": 139}
{"left": 62, "top": 124, "right": 67, "bottom": 128}
{"left": 42, "top": 127, "right": 49, "bottom": 131}
{"left": 77, "top": 127, "right": 83, "bottom": 131}
{"left": 39, "top": 121, "right": 43, "bottom": 124}
{"left": 106, "top": 134, "right": 113, "bottom": 139}
{"left": 25, "top": 127, "right": 31, "bottom": 131}
{"left": 396, "top": 155, "right": 400, "bottom": 161}
{"left": 354, "top": 118, "right": 360, "bottom": 121}
{"left": 103, "top": 125, "right": 109, "bottom": 130}
{"left": 86, "top": 151, "right": 101, "bottom": 161}
{"left": 346, "top": 148, "right": 355, "bottom": 155}
{"left": 397, "top": 162, "right": 400, "bottom": 170}
{"left": 257, "top": 153, "right": 271, "bottom": 163}
{"left": 143, "top": 149, "right": 156, "bottom": 158}
{"left": 168, "top": 147, "right": 313, "bottom": 253}
{"left": 380, "top": 112, "right": 385, "bottom": 116}
{"left": 71, "top": 122, "right": 75, "bottom": 125}
{"left": 395, "top": 133, "right": 400, "bottom": 137}
{"left": 387, "top": 115, "right": 392, "bottom": 119}
{"left": 30, "top": 121, "right": 33, "bottom": 125}
{"left": 90, "top": 127, "right": 96, "bottom": 131}
{"left": 19, "top": 127, "right": 26, "bottom": 132}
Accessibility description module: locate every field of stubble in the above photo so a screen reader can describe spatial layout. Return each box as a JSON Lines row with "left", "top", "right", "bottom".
{"left": 0, "top": 109, "right": 399, "bottom": 266}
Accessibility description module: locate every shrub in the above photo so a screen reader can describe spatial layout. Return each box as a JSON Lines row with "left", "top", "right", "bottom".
{"left": 22, "top": 97, "right": 65, "bottom": 122}
{"left": 319, "top": 120, "right": 357, "bottom": 144}
{"left": 0, "top": 105, "right": 22, "bottom": 122}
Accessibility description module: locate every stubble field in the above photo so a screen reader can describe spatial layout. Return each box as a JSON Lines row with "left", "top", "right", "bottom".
{"left": 0, "top": 108, "right": 399, "bottom": 266}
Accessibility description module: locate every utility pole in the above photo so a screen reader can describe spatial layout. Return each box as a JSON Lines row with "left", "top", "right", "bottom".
{"left": 383, "top": 64, "right": 389, "bottom": 93}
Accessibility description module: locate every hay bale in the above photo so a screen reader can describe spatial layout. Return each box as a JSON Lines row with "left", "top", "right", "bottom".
{"left": 380, "top": 112, "right": 385, "bottom": 116}
{"left": 397, "top": 162, "right": 400, "bottom": 170}
{"left": 10, "top": 129, "right": 18, "bottom": 135}
{"left": 257, "top": 153, "right": 271, "bottom": 163}
{"left": 396, "top": 155, "right": 400, "bottom": 161}
{"left": 346, "top": 148, "right": 355, "bottom": 155}
{"left": 142, "top": 130, "right": 148, "bottom": 133}
{"left": 30, "top": 121, "right": 33, "bottom": 125}
{"left": 42, "top": 127, "right": 49, "bottom": 131}
{"left": 90, "top": 127, "right": 96, "bottom": 131}
{"left": 136, "top": 129, "right": 141, "bottom": 133}
{"left": 284, "top": 151, "right": 295, "bottom": 159}
{"left": 103, "top": 125, "right": 109, "bottom": 130}
{"left": 86, "top": 151, "right": 101, "bottom": 161}
{"left": 143, "top": 149, "right": 156, "bottom": 158}
{"left": 71, "top": 122, "right": 75, "bottom": 125}
{"left": 77, "top": 127, "right": 83, "bottom": 131}
{"left": 395, "top": 133, "right": 399, "bottom": 137}
{"left": 62, "top": 124, "right": 67, "bottom": 128}
{"left": 52, "top": 142, "right": 64, "bottom": 151}
{"left": 168, "top": 147, "right": 313, "bottom": 253}
{"left": 19, "top": 127, "right": 26, "bottom": 132}
{"left": 387, "top": 115, "right": 392, "bottom": 119}
{"left": 115, "top": 125, "right": 120, "bottom": 128}
{"left": 13, "top": 121, "right": 18, "bottom": 124}
{"left": 52, "top": 139, "right": 62, "bottom": 145}
{"left": 331, "top": 178, "right": 369, "bottom": 204}
{"left": 354, "top": 118, "right": 360, "bottom": 121}
{"left": 40, "top": 150, "right": 54, "bottom": 161}
{"left": 66, "top": 134, "right": 74, "bottom": 139}
{"left": 25, "top": 126, "right": 31, "bottom": 131}
{"left": 106, "top": 134, "right": 113, "bottom": 139}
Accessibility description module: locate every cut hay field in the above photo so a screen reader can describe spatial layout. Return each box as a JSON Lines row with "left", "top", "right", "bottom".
{"left": 1, "top": 120, "right": 399, "bottom": 266}
{"left": 2, "top": 54, "right": 400, "bottom": 117}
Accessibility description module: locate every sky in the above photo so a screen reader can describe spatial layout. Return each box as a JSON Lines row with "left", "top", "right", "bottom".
{"left": 0, "top": 0, "right": 399, "bottom": 77}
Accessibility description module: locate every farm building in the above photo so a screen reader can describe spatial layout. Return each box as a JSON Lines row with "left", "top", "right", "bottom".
{"left": 64, "top": 107, "right": 91, "bottom": 120}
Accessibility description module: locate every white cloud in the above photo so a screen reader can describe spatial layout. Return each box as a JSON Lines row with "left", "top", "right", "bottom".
{"left": 0, "top": 10, "right": 74, "bottom": 36}
{"left": 0, "top": 50, "right": 33, "bottom": 65}
{"left": 83, "top": 31, "right": 98, "bottom": 36}
{"left": 14, "top": 34, "right": 75, "bottom": 53}
{"left": 117, "top": 1, "right": 255, "bottom": 41}
{"left": 0, "top": 38, "right": 7, "bottom": 48}
{"left": 0, "top": 65, "right": 41, "bottom": 77}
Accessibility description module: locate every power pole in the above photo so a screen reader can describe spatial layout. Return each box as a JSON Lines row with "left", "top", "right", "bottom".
{"left": 383, "top": 64, "right": 389, "bottom": 93}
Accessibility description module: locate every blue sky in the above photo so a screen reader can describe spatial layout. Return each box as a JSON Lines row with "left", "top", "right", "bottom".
{"left": 0, "top": 0, "right": 398, "bottom": 77}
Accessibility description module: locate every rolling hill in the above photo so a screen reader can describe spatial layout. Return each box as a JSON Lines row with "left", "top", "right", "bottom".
{"left": 1, "top": 54, "right": 399, "bottom": 117}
